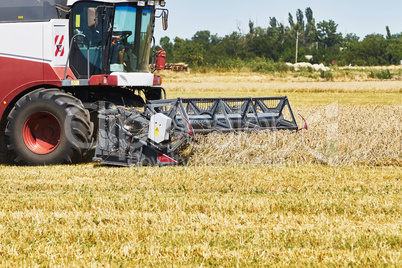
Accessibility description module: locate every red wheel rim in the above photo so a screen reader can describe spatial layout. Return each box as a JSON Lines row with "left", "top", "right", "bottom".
{"left": 23, "top": 112, "right": 61, "bottom": 154}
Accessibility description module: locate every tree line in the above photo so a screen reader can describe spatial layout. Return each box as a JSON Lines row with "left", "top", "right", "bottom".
{"left": 159, "top": 7, "right": 402, "bottom": 68}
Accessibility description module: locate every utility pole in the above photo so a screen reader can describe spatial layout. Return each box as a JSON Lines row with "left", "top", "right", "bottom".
{"left": 295, "top": 31, "right": 299, "bottom": 63}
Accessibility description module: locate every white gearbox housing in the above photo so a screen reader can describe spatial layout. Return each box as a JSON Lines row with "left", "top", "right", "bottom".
{"left": 148, "top": 113, "right": 172, "bottom": 143}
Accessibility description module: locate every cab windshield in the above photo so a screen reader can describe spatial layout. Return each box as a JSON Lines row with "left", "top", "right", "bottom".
{"left": 110, "top": 5, "right": 153, "bottom": 73}
{"left": 70, "top": 3, "right": 154, "bottom": 78}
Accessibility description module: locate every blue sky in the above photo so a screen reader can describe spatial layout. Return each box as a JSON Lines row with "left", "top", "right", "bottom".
{"left": 154, "top": 0, "right": 402, "bottom": 43}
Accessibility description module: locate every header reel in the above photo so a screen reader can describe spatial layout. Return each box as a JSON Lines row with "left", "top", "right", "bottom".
{"left": 93, "top": 96, "right": 299, "bottom": 167}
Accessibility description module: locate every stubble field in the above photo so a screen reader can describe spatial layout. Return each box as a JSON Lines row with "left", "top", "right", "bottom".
{"left": 0, "top": 71, "right": 401, "bottom": 266}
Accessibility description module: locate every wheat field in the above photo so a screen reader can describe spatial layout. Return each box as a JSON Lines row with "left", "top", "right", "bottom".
{"left": 162, "top": 71, "right": 402, "bottom": 106}
{"left": 0, "top": 165, "right": 401, "bottom": 266}
{"left": 184, "top": 105, "right": 401, "bottom": 167}
{"left": 0, "top": 72, "right": 401, "bottom": 266}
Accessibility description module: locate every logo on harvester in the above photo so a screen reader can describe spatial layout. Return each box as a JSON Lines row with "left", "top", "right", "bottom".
{"left": 55, "top": 35, "right": 65, "bottom": 57}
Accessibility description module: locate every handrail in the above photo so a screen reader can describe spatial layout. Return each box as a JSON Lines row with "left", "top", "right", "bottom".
{"left": 64, "top": 34, "right": 90, "bottom": 80}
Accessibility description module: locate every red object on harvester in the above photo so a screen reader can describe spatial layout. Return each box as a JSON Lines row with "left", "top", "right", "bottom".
{"left": 298, "top": 114, "right": 308, "bottom": 132}
{"left": 155, "top": 48, "right": 166, "bottom": 70}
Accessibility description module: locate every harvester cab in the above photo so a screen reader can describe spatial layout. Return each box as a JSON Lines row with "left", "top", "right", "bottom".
{"left": 62, "top": 0, "right": 168, "bottom": 91}
{"left": 68, "top": 1, "right": 167, "bottom": 77}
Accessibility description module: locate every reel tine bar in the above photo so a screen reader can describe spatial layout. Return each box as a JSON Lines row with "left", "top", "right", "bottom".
{"left": 148, "top": 96, "right": 298, "bottom": 133}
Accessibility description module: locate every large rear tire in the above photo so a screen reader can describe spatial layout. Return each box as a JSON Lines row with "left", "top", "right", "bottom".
{"left": 5, "top": 88, "right": 93, "bottom": 165}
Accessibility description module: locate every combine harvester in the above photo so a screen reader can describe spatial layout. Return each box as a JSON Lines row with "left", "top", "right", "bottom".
{"left": 0, "top": 0, "right": 304, "bottom": 167}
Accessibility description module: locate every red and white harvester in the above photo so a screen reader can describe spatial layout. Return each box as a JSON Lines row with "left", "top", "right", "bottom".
{"left": 0, "top": 0, "right": 300, "bottom": 166}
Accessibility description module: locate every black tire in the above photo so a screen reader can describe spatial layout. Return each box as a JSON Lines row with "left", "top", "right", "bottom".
{"left": 5, "top": 88, "right": 93, "bottom": 165}
{"left": 0, "top": 123, "right": 8, "bottom": 164}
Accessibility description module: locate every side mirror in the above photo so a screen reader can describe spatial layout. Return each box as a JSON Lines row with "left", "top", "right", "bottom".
{"left": 87, "top": 7, "right": 98, "bottom": 28}
{"left": 162, "top": 10, "right": 168, "bottom": 31}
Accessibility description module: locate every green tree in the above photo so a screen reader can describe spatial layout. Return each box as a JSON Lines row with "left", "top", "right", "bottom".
{"left": 339, "top": 33, "right": 361, "bottom": 65}
{"left": 220, "top": 31, "right": 244, "bottom": 58}
{"left": 210, "top": 34, "right": 220, "bottom": 46}
{"left": 386, "top": 42, "right": 402, "bottom": 65}
{"left": 296, "top": 9, "right": 305, "bottom": 33}
{"left": 385, "top": 28, "right": 402, "bottom": 65}
{"left": 317, "top": 20, "right": 342, "bottom": 48}
{"left": 305, "top": 7, "right": 317, "bottom": 47}
{"left": 305, "top": 7, "right": 314, "bottom": 24}
{"left": 158, "top": 7, "right": 399, "bottom": 69}
{"left": 288, "top": 13, "right": 295, "bottom": 30}
{"left": 249, "top": 20, "right": 255, "bottom": 34}
{"left": 386, "top": 26, "right": 392, "bottom": 40}
{"left": 192, "top": 30, "right": 211, "bottom": 47}
{"left": 269, "top": 17, "right": 278, "bottom": 28}
{"left": 359, "top": 34, "right": 388, "bottom": 65}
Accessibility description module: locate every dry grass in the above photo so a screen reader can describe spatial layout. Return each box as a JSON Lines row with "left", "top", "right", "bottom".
{"left": 161, "top": 70, "right": 402, "bottom": 86}
{"left": 0, "top": 164, "right": 401, "bottom": 266}
{"left": 0, "top": 72, "right": 401, "bottom": 266}
{"left": 160, "top": 71, "right": 402, "bottom": 106}
{"left": 184, "top": 105, "right": 401, "bottom": 167}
